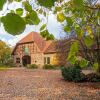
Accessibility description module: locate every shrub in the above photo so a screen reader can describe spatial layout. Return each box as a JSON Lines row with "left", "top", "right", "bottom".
{"left": 5, "top": 58, "right": 15, "bottom": 67}
{"left": 61, "top": 65, "right": 85, "bottom": 82}
{"left": 27, "top": 64, "right": 38, "bottom": 69}
{"left": 43, "top": 64, "right": 56, "bottom": 69}
{"left": 85, "top": 73, "right": 100, "bottom": 82}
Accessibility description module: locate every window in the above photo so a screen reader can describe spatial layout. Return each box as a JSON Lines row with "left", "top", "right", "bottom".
{"left": 44, "top": 57, "right": 50, "bottom": 64}
{"left": 47, "top": 57, "right": 50, "bottom": 64}
{"left": 24, "top": 47, "right": 29, "bottom": 55}
{"left": 16, "top": 58, "right": 20, "bottom": 63}
{"left": 44, "top": 57, "right": 46, "bottom": 64}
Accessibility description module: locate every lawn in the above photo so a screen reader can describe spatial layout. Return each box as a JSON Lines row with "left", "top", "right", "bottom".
{"left": 0, "top": 66, "right": 11, "bottom": 71}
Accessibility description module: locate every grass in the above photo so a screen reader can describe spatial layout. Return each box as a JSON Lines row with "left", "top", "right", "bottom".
{"left": 0, "top": 66, "right": 11, "bottom": 71}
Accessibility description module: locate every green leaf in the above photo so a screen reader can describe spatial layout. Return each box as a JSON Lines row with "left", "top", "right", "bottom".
{"left": 23, "top": 1, "right": 32, "bottom": 12}
{"left": 8, "top": 0, "right": 13, "bottom": 3}
{"left": 70, "top": 41, "right": 79, "bottom": 53}
{"left": 54, "top": 6, "right": 62, "bottom": 13}
{"left": 57, "top": 13, "right": 65, "bottom": 22}
{"left": 66, "top": 17, "right": 73, "bottom": 26}
{"left": 40, "top": 24, "right": 46, "bottom": 31}
{"left": 40, "top": 30, "right": 54, "bottom": 40}
{"left": 67, "top": 41, "right": 79, "bottom": 65}
{"left": 30, "top": 10, "right": 40, "bottom": 25}
{"left": 73, "top": 0, "right": 84, "bottom": 14}
{"left": 75, "top": 26, "right": 83, "bottom": 38}
{"left": 0, "top": 0, "right": 6, "bottom": 10}
{"left": 84, "top": 36, "right": 94, "bottom": 47}
{"left": 93, "top": 62, "right": 99, "bottom": 71}
{"left": 37, "top": 0, "right": 57, "bottom": 8}
{"left": 80, "top": 58, "right": 88, "bottom": 68}
{"left": 64, "top": 25, "right": 71, "bottom": 32}
{"left": 16, "top": 8, "right": 23, "bottom": 16}
{"left": 73, "top": 0, "right": 83, "bottom": 7}
{"left": 16, "top": 0, "right": 21, "bottom": 2}
{"left": 97, "top": 10, "right": 100, "bottom": 17}
{"left": 25, "top": 10, "right": 40, "bottom": 25}
{"left": 24, "top": 18, "right": 34, "bottom": 25}
{"left": 68, "top": 55, "right": 77, "bottom": 65}
{"left": 40, "top": 30, "right": 49, "bottom": 38}
{"left": 47, "top": 34, "right": 55, "bottom": 40}
{"left": 1, "top": 13, "right": 26, "bottom": 35}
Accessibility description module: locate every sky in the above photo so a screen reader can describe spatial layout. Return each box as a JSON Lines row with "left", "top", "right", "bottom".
{"left": 0, "top": 1, "right": 65, "bottom": 47}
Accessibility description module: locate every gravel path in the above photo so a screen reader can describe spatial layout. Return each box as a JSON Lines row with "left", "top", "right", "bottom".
{"left": 0, "top": 68, "right": 100, "bottom": 100}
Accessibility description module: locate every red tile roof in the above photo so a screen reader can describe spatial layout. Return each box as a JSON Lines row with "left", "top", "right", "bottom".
{"left": 12, "top": 32, "right": 57, "bottom": 55}
{"left": 44, "top": 41, "right": 58, "bottom": 54}
{"left": 42, "top": 40, "right": 53, "bottom": 52}
{"left": 18, "top": 32, "right": 34, "bottom": 43}
{"left": 18, "top": 32, "right": 46, "bottom": 51}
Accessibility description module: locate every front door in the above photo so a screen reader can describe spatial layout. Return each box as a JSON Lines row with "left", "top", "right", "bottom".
{"left": 22, "top": 55, "right": 31, "bottom": 66}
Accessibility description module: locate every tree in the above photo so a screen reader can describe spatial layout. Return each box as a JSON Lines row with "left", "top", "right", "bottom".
{"left": 0, "top": 40, "right": 11, "bottom": 65}
{"left": 56, "top": 0, "right": 100, "bottom": 74}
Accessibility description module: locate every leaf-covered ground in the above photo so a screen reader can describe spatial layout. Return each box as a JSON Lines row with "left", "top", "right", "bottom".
{"left": 0, "top": 68, "right": 100, "bottom": 100}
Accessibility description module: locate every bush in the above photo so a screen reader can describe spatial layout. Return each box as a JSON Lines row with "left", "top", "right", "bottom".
{"left": 5, "top": 58, "right": 15, "bottom": 67}
{"left": 61, "top": 65, "right": 85, "bottom": 82}
{"left": 27, "top": 64, "right": 38, "bottom": 69}
{"left": 85, "top": 73, "right": 100, "bottom": 82}
{"left": 43, "top": 64, "right": 56, "bottom": 69}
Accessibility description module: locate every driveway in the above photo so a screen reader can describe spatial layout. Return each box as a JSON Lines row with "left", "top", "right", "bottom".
{"left": 0, "top": 68, "right": 100, "bottom": 100}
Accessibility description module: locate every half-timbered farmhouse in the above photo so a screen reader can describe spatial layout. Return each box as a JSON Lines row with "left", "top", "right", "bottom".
{"left": 12, "top": 32, "right": 60, "bottom": 67}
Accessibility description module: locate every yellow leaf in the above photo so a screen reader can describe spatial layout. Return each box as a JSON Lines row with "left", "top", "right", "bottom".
{"left": 86, "top": 26, "right": 92, "bottom": 35}
{"left": 57, "top": 13, "right": 65, "bottom": 22}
